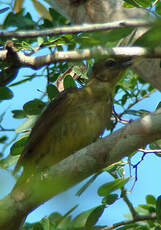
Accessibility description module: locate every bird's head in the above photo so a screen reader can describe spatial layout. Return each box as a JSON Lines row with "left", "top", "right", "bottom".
{"left": 90, "top": 58, "right": 132, "bottom": 85}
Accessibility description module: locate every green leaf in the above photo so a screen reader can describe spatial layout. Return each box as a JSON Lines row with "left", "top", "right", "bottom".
{"left": 36, "top": 217, "right": 50, "bottom": 230}
{"left": 63, "top": 205, "right": 79, "bottom": 218}
{"left": 135, "top": 24, "right": 161, "bottom": 48}
{"left": 3, "top": 10, "right": 36, "bottom": 30}
{"left": 0, "top": 87, "right": 13, "bottom": 100}
{"left": 10, "top": 134, "right": 29, "bottom": 156}
{"left": 147, "top": 84, "right": 154, "bottom": 92}
{"left": 85, "top": 205, "right": 105, "bottom": 227}
{"left": 64, "top": 75, "right": 76, "bottom": 89}
{"left": 135, "top": 0, "right": 152, "bottom": 7}
{"left": 0, "top": 135, "right": 8, "bottom": 143}
{"left": 0, "top": 154, "right": 19, "bottom": 169}
{"left": 104, "top": 161, "right": 126, "bottom": 173}
{"left": 23, "top": 99, "right": 46, "bottom": 115}
{"left": 146, "top": 195, "right": 156, "bottom": 205}
{"left": 123, "top": 0, "right": 151, "bottom": 7}
{"left": 48, "top": 8, "right": 68, "bottom": 26}
{"left": 126, "top": 109, "right": 149, "bottom": 116}
{"left": 102, "top": 194, "right": 118, "bottom": 205}
{"left": 156, "top": 195, "right": 161, "bottom": 224}
{"left": 150, "top": 139, "right": 161, "bottom": 150}
{"left": 0, "top": 111, "right": 6, "bottom": 123}
{"left": 148, "top": 205, "right": 155, "bottom": 214}
{"left": 98, "top": 177, "right": 129, "bottom": 196}
{"left": 141, "top": 89, "right": 147, "bottom": 97}
{"left": 37, "top": 36, "right": 44, "bottom": 47}
{"left": 106, "top": 27, "right": 134, "bottom": 42}
{"left": 72, "top": 206, "right": 103, "bottom": 228}
{"left": 12, "top": 110, "right": 26, "bottom": 119}
{"left": 48, "top": 212, "right": 63, "bottom": 224}
{"left": 8, "top": 75, "right": 36, "bottom": 87}
{"left": 32, "top": 222, "right": 43, "bottom": 230}
{"left": 121, "top": 94, "right": 128, "bottom": 106}
{"left": 156, "top": 2, "right": 161, "bottom": 16}
{"left": 136, "top": 109, "right": 150, "bottom": 116}
{"left": 138, "top": 204, "right": 152, "bottom": 212}
{"left": 123, "top": 0, "right": 139, "bottom": 8}
{"left": 73, "top": 66, "right": 84, "bottom": 75}
{"left": 47, "top": 84, "right": 59, "bottom": 100}
{"left": 156, "top": 102, "right": 161, "bottom": 110}
{"left": 76, "top": 174, "right": 99, "bottom": 196}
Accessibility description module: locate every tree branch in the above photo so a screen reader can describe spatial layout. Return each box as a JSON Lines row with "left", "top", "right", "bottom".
{"left": 1, "top": 108, "right": 161, "bottom": 230}
{"left": 1, "top": 47, "right": 161, "bottom": 70}
{"left": 0, "top": 19, "right": 154, "bottom": 38}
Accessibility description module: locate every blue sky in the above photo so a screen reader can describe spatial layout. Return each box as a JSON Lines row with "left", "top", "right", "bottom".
{"left": 0, "top": 0, "right": 161, "bottom": 227}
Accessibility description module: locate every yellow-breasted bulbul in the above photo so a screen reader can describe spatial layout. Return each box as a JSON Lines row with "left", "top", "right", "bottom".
{"left": 13, "top": 59, "right": 131, "bottom": 180}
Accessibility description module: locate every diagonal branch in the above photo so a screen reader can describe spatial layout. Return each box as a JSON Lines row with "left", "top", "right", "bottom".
{"left": 1, "top": 108, "right": 161, "bottom": 230}
{"left": 0, "top": 19, "right": 154, "bottom": 38}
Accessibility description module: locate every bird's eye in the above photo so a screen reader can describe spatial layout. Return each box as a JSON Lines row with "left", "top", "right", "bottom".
{"left": 104, "top": 59, "right": 116, "bottom": 68}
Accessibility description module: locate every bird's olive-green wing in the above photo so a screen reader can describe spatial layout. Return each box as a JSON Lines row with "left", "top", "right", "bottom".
{"left": 15, "top": 87, "right": 78, "bottom": 170}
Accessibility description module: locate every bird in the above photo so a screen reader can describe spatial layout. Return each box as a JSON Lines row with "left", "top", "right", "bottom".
{"left": 13, "top": 58, "right": 131, "bottom": 181}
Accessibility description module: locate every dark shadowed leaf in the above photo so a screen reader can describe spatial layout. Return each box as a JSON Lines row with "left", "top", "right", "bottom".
{"left": 85, "top": 205, "right": 105, "bottom": 227}
{"left": 3, "top": 10, "right": 36, "bottom": 29}
{"left": 76, "top": 174, "right": 99, "bottom": 196}
{"left": 102, "top": 194, "right": 118, "bottom": 205}
{"left": 64, "top": 75, "right": 76, "bottom": 89}
{"left": 23, "top": 99, "right": 46, "bottom": 115}
{"left": 156, "top": 195, "right": 161, "bottom": 224}
{"left": 47, "top": 84, "right": 59, "bottom": 100}
{"left": 72, "top": 206, "right": 103, "bottom": 228}
{"left": 12, "top": 110, "right": 26, "bottom": 119}
{"left": 0, "top": 87, "right": 13, "bottom": 100}
{"left": 0, "top": 135, "right": 8, "bottom": 143}
{"left": 10, "top": 134, "right": 29, "bottom": 156}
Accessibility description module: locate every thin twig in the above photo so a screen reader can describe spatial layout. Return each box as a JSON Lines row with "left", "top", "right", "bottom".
{"left": 121, "top": 187, "right": 138, "bottom": 218}
{"left": 152, "top": 0, "right": 160, "bottom": 7}
{"left": 129, "top": 0, "right": 160, "bottom": 18}
{"left": 139, "top": 148, "right": 161, "bottom": 153}
{"left": 119, "top": 89, "right": 156, "bottom": 118}
{"left": 0, "top": 125, "right": 15, "bottom": 132}
{"left": 101, "top": 213, "right": 156, "bottom": 230}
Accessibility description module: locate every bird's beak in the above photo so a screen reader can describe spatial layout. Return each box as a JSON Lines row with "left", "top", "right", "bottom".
{"left": 120, "top": 58, "right": 132, "bottom": 68}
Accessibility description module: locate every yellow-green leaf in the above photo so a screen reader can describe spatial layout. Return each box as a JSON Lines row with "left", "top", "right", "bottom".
{"left": 14, "top": 0, "right": 24, "bottom": 13}
{"left": 32, "top": 0, "right": 52, "bottom": 21}
{"left": 98, "top": 177, "right": 130, "bottom": 196}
